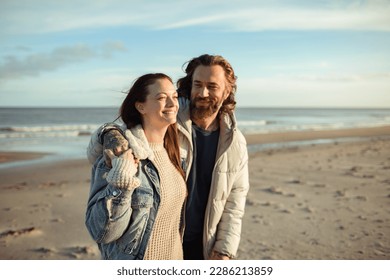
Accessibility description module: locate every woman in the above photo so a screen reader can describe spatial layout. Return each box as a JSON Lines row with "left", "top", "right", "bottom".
{"left": 85, "top": 73, "right": 187, "bottom": 260}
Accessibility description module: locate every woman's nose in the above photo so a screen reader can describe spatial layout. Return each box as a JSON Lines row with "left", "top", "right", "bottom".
{"left": 166, "top": 96, "right": 176, "bottom": 107}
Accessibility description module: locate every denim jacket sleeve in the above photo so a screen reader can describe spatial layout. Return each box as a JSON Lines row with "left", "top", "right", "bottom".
{"left": 86, "top": 122, "right": 123, "bottom": 164}
{"left": 85, "top": 155, "right": 137, "bottom": 244}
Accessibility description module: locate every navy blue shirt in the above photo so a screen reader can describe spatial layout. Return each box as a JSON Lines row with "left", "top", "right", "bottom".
{"left": 184, "top": 125, "right": 219, "bottom": 242}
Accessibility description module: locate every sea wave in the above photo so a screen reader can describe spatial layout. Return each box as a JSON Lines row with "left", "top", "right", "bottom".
{"left": 237, "top": 120, "right": 274, "bottom": 126}
{"left": 0, "top": 124, "right": 98, "bottom": 138}
{"left": 0, "top": 118, "right": 389, "bottom": 139}
{"left": 0, "top": 124, "right": 98, "bottom": 132}
{"left": 240, "top": 121, "right": 390, "bottom": 135}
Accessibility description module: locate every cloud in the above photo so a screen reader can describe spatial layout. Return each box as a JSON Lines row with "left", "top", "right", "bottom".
{"left": 237, "top": 71, "right": 390, "bottom": 107}
{"left": 102, "top": 41, "right": 128, "bottom": 58}
{"left": 0, "top": 1, "right": 149, "bottom": 34}
{"left": 1, "top": 0, "right": 389, "bottom": 34}
{"left": 151, "top": 1, "right": 390, "bottom": 32}
{"left": 291, "top": 72, "right": 390, "bottom": 82}
{"left": 0, "top": 42, "right": 126, "bottom": 80}
{"left": 255, "top": 5, "right": 389, "bottom": 32}
{"left": 239, "top": 72, "right": 390, "bottom": 92}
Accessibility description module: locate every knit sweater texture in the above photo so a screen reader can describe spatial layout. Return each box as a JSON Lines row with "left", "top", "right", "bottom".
{"left": 143, "top": 142, "right": 187, "bottom": 260}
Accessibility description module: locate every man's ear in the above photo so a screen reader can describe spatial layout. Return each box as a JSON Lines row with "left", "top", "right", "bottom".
{"left": 223, "top": 89, "right": 230, "bottom": 102}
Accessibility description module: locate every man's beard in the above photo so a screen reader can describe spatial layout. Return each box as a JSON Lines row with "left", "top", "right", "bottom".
{"left": 190, "top": 96, "right": 221, "bottom": 120}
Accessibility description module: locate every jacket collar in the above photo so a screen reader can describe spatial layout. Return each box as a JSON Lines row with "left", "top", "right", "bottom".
{"left": 122, "top": 124, "right": 154, "bottom": 160}
{"left": 177, "top": 98, "right": 192, "bottom": 135}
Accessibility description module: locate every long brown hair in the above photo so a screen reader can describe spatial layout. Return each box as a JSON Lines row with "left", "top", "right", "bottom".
{"left": 177, "top": 54, "right": 237, "bottom": 115}
{"left": 120, "top": 73, "right": 184, "bottom": 178}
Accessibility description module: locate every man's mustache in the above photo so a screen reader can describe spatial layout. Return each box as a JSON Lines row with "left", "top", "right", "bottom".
{"left": 193, "top": 97, "right": 215, "bottom": 104}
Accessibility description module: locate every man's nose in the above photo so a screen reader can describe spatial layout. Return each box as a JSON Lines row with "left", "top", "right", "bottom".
{"left": 198, "top": 86, "right": 209, "bottom": 97}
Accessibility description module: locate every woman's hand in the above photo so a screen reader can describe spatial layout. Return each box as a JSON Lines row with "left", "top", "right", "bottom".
{"left": 105, "top": 148, "right": 140, "bottom": 167}
{"left": 104, "top": 148, "right": 135, "bottom": 163}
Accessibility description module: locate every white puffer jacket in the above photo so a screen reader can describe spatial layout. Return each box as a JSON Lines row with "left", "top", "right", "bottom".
{"left": 177, "top": 99, "right": 250, "bottom": 259}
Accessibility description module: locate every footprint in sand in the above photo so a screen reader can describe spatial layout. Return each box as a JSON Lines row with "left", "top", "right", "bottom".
{"left": 4, "top": 182, "right": 28, "bottom": 190}
{"left": 263, "top": 186, "right": 284, "bottom": 195}
{"left": 32, "top": 247, "right": 57, "bottom": 256}
{"left": 251, "top": 214, "right": 264, "bottom": 223}
{"left": 357, "top": 215, "right": 367, "bottom": 220}
{"left": 0, "top": 227, "right": 42, "bottom": 239}
{"left": 280, "top": 209, "right": 293, "bottom": 214}
{"left": 302, "top": 206, "right": 314, "bottom": 213}
{"left": 50, "top": 218, "right": 64, "bottom": 223}
{"left": 355, "top": 195, "right": 368, "bottom": 201}
{"left": 262, "top": 186, "right": 297, "bottom": 198}
{"left": 32, "top": 245, "right": 98, "bottom": 259}
{"left": 29, "top": 203, "right": 52, "bottom": 214}
{"left": 62, "top": 245, "right": 98, "bottom": 259}
{"left": 373, "top": 241, "right": 390, "bottom": 256}
{"left": 286, "top": 178, "right": 302, "bottom": 184}
{"left": 38, "top": 182, "right": 57, "bottom": 188}
{"left": 344, "top": 166, "right": 363, "bottom": 176}
{"left": 2, "top": 206, "right": 21, "bottom": 212}
{"left": 38, "top": 181, "right": 68, "bottom": 189}
{"left": 335, "top": 189, "right": 347, "bottom": 198}
{"left": 56, "top": 193, "right": 70, "bottom": 198}
{"left": 380, "top": 179, "right": 390, "bottom": 185}
{"left": 246, "top": 198, "right": 261, "bottom": 206}
{"left": 261, "top": 201, "right": 275, "bottom": 207}
{"left": 309, "top": 183, "right": 327, "bottom": 188}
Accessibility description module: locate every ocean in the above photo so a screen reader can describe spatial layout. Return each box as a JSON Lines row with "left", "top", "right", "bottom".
{"left": 1, "top": 107, "right": 390, "bottom": 167}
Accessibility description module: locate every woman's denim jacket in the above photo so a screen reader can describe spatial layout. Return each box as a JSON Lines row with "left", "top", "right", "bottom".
{"left": 85, "top": 154, "right": 161, "bottom": 260}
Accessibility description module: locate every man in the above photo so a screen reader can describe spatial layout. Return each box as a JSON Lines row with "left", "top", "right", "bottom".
{"left": 87, "top": 54, "right": 249, "bottom": 260}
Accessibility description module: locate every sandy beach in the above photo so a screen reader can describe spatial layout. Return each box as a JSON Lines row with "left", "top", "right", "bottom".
{"left": 0, "top": 126, "right": 389, "bottom": 260}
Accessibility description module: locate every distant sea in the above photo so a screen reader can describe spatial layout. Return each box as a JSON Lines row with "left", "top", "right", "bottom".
{"left": 1, "top": 107, "right": 389, "bottom": 167}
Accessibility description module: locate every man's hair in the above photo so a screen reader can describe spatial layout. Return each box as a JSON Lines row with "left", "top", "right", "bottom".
{"left": 177, "top": 54, "right": 237, "bottom": 114}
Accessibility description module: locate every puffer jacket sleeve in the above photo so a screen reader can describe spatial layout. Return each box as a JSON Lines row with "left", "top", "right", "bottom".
{"left": 85, "top": 155, "right": 138, "bottom": 244}
{"left": 213, "top": 134, "right": 250, "bottom": 258}
{"left": 86, "top": 122, "right": 123, "bottom": 164}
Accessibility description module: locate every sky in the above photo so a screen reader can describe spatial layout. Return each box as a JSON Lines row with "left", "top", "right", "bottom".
{"left": 0, "top": 0, "right": 390, "bottom": 108}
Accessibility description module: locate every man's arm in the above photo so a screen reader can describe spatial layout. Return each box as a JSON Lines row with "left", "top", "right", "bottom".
{"left": 86, "top": 123, "right": 128, "bottom": 166}
{"left": 102, "top": 130, "right": 129, "bottom": 167}
{"left": 212, "top": 137, "right": 250, "bottom": 259}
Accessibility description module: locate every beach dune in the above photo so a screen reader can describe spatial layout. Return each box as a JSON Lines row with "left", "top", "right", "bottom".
{"left": 0, "top": 126, "right": 389, "bottom": 260}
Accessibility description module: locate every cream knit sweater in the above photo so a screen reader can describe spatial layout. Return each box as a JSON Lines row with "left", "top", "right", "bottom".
{"left": 143, "top": 142, "right": 187, "bottom": 260}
